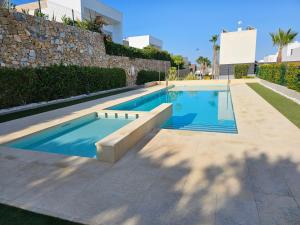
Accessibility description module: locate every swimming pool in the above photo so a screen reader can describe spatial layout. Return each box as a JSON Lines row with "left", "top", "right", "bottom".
{"left": 5, "top": 113, "right": 135, "bottom": 158}
{"left": 108, "top": 86, "right": 237, "bottom": 133}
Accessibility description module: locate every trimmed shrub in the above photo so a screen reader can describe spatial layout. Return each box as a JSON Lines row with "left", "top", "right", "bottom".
{"left": 268, "top": 64, "right": 285, "bottom": 84}
{"left": 184, "top": 73, "right": 198, "bottom": 80}
{"left": 104, "top": 39, "right": 173, "bottom": 62}
{"left": 258, "top": 63, "right": 300, "bottom": 92}
{"left": 271, "top": 64, "right": 283, "bottom": 84}
{"left": 286, "top": 64, "right": 300, "bottom": 91}
{"left": 259, "top": 64, "right": 286, "bottom": 85}
{"left": 234, "top": 64, "right": 250, "bottom": 79}
{"left": 203, "top": 75, "right": 211, "bottom": 80}
{"left": 259, "top": 64, "right": 273, "bottom": 81}
{"left": 0, "top": 65, "right": 126, "bottom": 109}
{"left": 168, "top": 67, "right": 178, "bottom": 81}
{"left": 136, "top": 70, "right": 165, "bottom": 85}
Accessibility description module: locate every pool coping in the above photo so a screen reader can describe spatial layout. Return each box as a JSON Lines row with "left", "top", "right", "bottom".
{"left": 0, "top": 85, "right": 173, "bottom": 163}
{"left": 0, "top": 79, "right": 258, "bottom": 163}
{"left": 0, "top": 85, "right": 168, "bottom": 145}
{"left": 2, "top": 79, "right": 300, "bottom": 225}
{"left": 96, "top": 104, "right": 172, "bottom": 163}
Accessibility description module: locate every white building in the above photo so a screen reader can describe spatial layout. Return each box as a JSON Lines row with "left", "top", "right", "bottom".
{"left": 124, "top": 35, "right": 163, "bottom": 50}
{"left": 282, "top": 41, "right": 300, "bottom": 62}
{"left": 219, "top": 27, "right": 257, "bottom": 77}
{"left": 261, "top": 42, "right": 300, "bottom": 63}
{"left": 16, "top": 0, "right": 123, "bottom": 44}
{"left": 260, "top": 54, "right": 278, "bottom": 63}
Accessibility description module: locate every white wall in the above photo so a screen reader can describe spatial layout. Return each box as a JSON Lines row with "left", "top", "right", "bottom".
{"left": 261, "top": 42, "right": 300, "bottom": 63}
{"left": 126, "top": 36, "right": 151, "bottom": 49}
{"left": 81, "top": 0, "right": 123, "bottom": 43}
{"left": 149, "top": 36, "right": 163, "bottom": 49}
{"left": 16, "top": 0, "right": 123, "bottom": 44}
{"left": 263, "top": 54, "right": 277, "bottom": 63}
{"left": 282, "top": 42, "right": 300, "bottom": 62}
{"left": 47, "top": 0, "right": 82, "bottom": 21}
{"left": 81, "top": 0, "right": 122, "bottom": 23}
{"left": 292, "top": 47, "right": 300, "bottom": 60}
{"left": 125, "top": 35, "right": 163, "bottom": 49}
{"left": 219, "top": 29, "right": 257, "bottom": 65}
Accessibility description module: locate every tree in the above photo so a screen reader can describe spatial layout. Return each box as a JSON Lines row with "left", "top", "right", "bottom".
{"left": 196, "top": 56, "right": 211, "bottom": 75}
{"left": 172, "top": 55, "right": 185, "bottom": 77}
{"left": 270, "top": 28, "right": 298, "bottom": 63}
{"left": 214, "top": 44, "right": 220, "bottom": 75}
{"left": 209, "top": 34, "right": 219, "bottom": 77}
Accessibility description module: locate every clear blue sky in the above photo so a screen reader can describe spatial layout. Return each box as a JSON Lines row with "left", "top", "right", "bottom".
{"left": 13, "top": 0, "right": 300, "bottom": 63}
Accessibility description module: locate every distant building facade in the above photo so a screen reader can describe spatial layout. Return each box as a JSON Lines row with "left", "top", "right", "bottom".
{"left": 124, "top": 35, "right": 163, "bottom": 50}
{"left": 219, "top": 28, "right": 257, "bottom": 77}
{"left": 183, "top": 57, "right": 190, "bottom": 68}
{"left": 260, "top": 54, "right": 278, "bottom": 63}
{"left": 282, "top": 41, "right": 300, "bottom": 62}
{"left": 16, "top": 0, "right": 123, "bottom": 44}
{"left": 260, "top": 42, "right": 300, "bottom": 63}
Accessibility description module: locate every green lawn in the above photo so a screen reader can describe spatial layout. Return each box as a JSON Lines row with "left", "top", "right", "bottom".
{"left": 0, "top": 203, "right": 84, "bottom": 225}
{"left": 0, "top": 87, "right": 137, "bottom": 123}
{"left": 247, "top": 83, "right": 300, "bottom": 128}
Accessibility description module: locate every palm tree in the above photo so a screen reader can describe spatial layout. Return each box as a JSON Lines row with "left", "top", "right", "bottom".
{"left": 209, "top": 35, "right": 219, "bottom": 77}
{"left": 270, "top": 28, "right": 298, "bottom": 63}
{"left": 214, "top": 44, "right": 220, "bottom": 76}
{"left": 172, "top": 55, "right": 184, "bottom": 78}
{"left": 196, "top": 56, "right": 211, "bottom": 75}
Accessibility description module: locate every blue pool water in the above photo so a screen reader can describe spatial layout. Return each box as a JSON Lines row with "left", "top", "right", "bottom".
{"left": 6, "top": 113, "right": 134, "bottom": 158}
{"left": 109, "top": 86, "right": 237, "bottom": 133}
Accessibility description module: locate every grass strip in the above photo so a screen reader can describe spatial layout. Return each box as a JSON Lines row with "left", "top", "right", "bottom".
{"left": 0, "top": 203, "right": 84, "bottom": 225}
{"left": 247, "top": 83, "right": 300, "bottom": 128}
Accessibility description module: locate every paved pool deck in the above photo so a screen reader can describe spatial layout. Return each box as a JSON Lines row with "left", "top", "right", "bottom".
{"left": 0, "top": 80, "right": 300, "bottom": 225}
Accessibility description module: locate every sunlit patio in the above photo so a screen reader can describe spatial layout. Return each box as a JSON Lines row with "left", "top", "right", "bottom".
{"left": 0, "top": 80, "right": 299, "bottom": 225}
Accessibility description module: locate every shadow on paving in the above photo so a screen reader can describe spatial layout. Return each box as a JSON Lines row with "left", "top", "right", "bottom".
{"left": 1, "top": 131, "right": 300, "bottom": 225}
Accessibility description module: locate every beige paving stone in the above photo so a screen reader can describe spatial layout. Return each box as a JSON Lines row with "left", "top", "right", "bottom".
{"left": 0, "top": 80, "right": 299, "bottom": 224}
{"left": 216, "top": 191, "right": 259, "bottom": 225}
{"left": 254, "top": 193, "right": 300, "bottom": 225}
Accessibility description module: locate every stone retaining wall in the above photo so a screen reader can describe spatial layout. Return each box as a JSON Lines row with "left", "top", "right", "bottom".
{"left": 0, "top": 8, "right": 170, "bottom": 86}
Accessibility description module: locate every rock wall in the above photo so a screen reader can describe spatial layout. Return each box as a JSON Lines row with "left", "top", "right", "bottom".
{"left": 0, "top": 8, "right": 170, "bottom": 86}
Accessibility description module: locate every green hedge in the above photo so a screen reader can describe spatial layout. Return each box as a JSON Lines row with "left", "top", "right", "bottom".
{"left": 234, "top": 64, "right": 250, "bottom": 79}
{"left": 136, "top": 70, "right": 165, "bottom": 85}
{"left": 104, "top": 39, "right": 173, "bottom": 62}
{"left": 258, "top": 64, "right": 286, "bottom": 85}
{"left": 0, "top": 65, "right": 126, "bottom": 109}
{"left": 286, "top": 64, "right": 300, "bottom": 91}
{"left": 258, "top": 63, "right": 300, "bottom": 91}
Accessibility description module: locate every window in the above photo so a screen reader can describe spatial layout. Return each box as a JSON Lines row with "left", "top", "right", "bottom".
{"left": 291, "top": 49, "right": 294, "bottom": 56}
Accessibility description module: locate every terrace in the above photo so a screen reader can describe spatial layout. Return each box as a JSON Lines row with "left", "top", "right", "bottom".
{"left": 0, "top": 79, "right": 299, "bottom": 225}
{"left": 1, "top": 1, "right": 300, "bottom": 224}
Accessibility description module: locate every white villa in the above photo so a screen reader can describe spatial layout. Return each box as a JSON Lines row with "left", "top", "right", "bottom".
{"left": 261, "top": 41, "right": 300, "bottom": 63}
{"left": 16, "top": 0, "right": 123, "bottom": 44}
{"left": 219, "top": 26, "right": 257, "bottom": 77}
{"left": 124, "top": 35, "right": 163, "bottom": 50}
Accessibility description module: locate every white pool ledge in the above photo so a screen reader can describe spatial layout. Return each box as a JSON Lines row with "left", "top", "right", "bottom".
{"left": 96, "top": 103, "right": 173, "bottom": 163}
